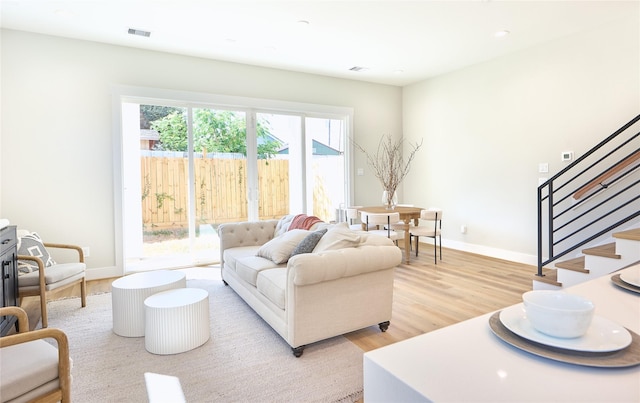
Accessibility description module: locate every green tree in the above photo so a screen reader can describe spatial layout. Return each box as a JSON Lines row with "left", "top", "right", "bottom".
{"left": 151, "top": 111, "right": 188, "bottom": 151}
{"left": 140, "top": 105, "right": 182, "bottom": 129}
{"left": 151, "top": 109, "right": 281, "bottom": 158}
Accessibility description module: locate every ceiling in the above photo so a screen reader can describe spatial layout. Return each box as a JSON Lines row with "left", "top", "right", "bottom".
{"left": 1, "top": 1, "right": 637, "bottom": 86}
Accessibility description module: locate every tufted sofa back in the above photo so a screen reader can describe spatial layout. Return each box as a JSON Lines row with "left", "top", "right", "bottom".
{"left": 218, "top": 219, "right": 280, "bottom": 267}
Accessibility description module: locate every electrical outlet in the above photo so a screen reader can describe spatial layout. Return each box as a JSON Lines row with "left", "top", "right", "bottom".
{"left": 460, "top": 225, "right": 467, "bottom": 234}
{"left": 82, "top": 247, "right": 90, "bottom": 257}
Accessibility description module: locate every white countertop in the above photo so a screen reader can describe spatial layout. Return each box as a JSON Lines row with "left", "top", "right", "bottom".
{"left": 364, "top": 264, "right": 640, "bottom": 402}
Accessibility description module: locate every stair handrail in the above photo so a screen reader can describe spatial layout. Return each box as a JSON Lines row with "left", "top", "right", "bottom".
{"left": 537, "top": 114, "right": 640, "bottom": 277}
{"left": 572, "top": 149, "right": 640, "bottom": 200}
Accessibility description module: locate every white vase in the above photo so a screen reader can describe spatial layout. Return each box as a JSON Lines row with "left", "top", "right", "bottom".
{"left": 381, "top": 190, "right": 398, "bottom": 210}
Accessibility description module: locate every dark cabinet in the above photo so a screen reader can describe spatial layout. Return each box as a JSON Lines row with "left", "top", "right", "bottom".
{"left": 1, "top": 225, "right": 18, "bottom": 335}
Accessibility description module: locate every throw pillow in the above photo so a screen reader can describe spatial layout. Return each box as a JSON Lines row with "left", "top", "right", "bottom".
{"left": 17, "top": 232, "right": 56, "bottom": 275}
{"left": 290, "top": 228, "right": 327, "bottom": 257}
{"left": 256, "top": 229, "right": 310, "bottom": 264}
{"left": 274, "top": 215, "right": 295, "bottom": 237}
{"left": 313, "top": 223, "right": 361, "bottom": 252}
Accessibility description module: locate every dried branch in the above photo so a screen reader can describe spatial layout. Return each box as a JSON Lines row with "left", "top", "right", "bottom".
{"left": 353, "top": 134, "right": 423, "bottom": 201}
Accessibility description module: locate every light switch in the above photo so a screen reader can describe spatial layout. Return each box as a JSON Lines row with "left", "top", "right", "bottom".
{"left": 538, "top": 163, "right": 548, "bottom": 173}
{"left": 357, "top": 168, "right": 364, "bottom": 176}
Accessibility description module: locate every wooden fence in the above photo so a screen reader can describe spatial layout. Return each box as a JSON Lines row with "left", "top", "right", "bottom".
{"left": 141, "top": 156, "right": 289, "bottom": 230}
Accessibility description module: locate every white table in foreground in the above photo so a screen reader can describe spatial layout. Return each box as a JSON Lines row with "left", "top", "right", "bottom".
{"left": 364, "top": 264, "right": 640, "bottom": 402}
{"left": 144, "top": 288, "right": 210, "bottom": 355}
{"left": 111, "top": 270, "right": 186, "bottom": 337}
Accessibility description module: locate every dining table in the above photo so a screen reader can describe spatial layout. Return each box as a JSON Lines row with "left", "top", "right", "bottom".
{"left": 358, "top": 206, "right": 424, "bottom": 264}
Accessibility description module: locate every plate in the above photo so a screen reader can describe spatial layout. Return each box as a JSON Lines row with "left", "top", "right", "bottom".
{"left": 489, "top": 312, "right": 640, "bottom": 368}
{"left": 611, "top": 273, "right": 640, "bottom": 294}
{"left": 499, "top": 304, "right": 631, "bottom": 352}
{"left": 620, "top": 267, "right": 640, "bottom": 287}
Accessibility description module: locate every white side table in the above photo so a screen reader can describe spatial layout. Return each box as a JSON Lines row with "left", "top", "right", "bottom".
{"left": 144, "top": 288, "right": 210, "bottom": 355}
{"left": 111, "top": 270, "right": 186, "bottom": 337}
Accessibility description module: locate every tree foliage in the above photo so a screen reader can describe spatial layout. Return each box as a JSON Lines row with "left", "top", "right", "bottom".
{"left": 147, "top": 107, "right": 281, "bottom": 158}
{"left": 140, "top": 105, "right": 182, "bottom": 129}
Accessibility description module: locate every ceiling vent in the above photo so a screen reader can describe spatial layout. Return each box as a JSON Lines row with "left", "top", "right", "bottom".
{"left": 349, "top": 66, "right": 369, "bottom": 72}
{"left": 128, "top": 28, "right": 151, "bottom": 38}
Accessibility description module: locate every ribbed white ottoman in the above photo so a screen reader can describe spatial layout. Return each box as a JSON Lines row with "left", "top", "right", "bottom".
{"left": 144, "top": 288, "right": 210, "bottom": 355}
{"left": 111, "top": 270, "right": 186, "bottom": 337}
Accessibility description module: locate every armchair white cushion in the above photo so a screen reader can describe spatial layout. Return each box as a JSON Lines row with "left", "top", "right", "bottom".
{"left": 0, "top": 306, "right": 71, "bottom": 403}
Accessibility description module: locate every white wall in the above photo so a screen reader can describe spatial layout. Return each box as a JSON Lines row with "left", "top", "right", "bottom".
{"left": 403, "top": 15, "right": 640, "bottom": 264}
{"left": 0, "top": 29, "right": 402, "bottom": 278}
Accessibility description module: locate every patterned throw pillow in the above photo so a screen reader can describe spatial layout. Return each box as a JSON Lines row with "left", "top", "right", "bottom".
{"left": 17, "top": 232, "right": 56, "bottom": 275}
{"left": 290, "top": 228, "right": 328, "bottom": 257}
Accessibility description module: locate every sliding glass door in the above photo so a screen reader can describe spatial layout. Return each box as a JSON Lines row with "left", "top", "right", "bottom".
{"left": 256, "top": 113, "right": 346, "bottom": 223}
{"left": 118, "top": 91, "right": 351, "bottom": 274}
{"left": 123, "top": 104, "right": 249, "bottom": 272}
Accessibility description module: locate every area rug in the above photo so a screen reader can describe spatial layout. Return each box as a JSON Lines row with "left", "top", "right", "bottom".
{"left": 46, "top": 278, "right": 364, "bottom": 402}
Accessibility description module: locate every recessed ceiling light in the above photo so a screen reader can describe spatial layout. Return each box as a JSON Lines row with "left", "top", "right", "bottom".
{"left": 128, "top": 28, "right": 151, "bottom": 38}
{"left": 494, "top": 30, "right": 510, "bottom": 38}
{"left": 393, "top": 69, "right": 404, "bottom": 74}
{"left": 349, "top": 66, "right": 369, "bottom": 72}
{"left": 297, "top": 20, "right": 310, "bottom": 26}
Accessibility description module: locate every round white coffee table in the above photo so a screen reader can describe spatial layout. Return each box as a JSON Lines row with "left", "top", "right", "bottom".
{"left": 111, "top": 270, "right": 186, "bottom": 337}
{"left": 144, "top": 288, "right": 210, "bottom": 355}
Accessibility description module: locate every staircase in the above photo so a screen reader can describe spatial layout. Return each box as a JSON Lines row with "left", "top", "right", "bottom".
{"left": 533, "top": 228, "right": 640, "bottom": 290}
{"left": 535, "top": 114, "right": 640, "bottom": 289}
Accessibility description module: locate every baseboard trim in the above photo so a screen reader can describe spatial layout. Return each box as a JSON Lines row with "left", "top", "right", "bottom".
{"left": 440, "top": 239, "right": 538, "bottom": 266}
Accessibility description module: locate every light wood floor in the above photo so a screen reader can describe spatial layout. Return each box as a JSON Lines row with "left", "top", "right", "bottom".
{"left": 19, "top": 245, "right": 536, "bottom": 352}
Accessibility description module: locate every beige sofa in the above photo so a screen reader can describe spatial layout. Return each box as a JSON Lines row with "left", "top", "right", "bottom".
{"left": 218, "top": 216, "right": 402, "bottom": 356}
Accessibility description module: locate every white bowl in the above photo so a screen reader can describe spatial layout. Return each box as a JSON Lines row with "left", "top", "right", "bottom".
{"left": 522, "top": 291, "right": 595, "bottom": 338}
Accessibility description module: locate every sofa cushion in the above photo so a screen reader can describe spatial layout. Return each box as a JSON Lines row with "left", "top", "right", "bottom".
{"left": 256, "top": 268, "right": 287, "bottom": 310}
{"left": 290, "top": 228, "right": 327, "bottom": 257}
{"left": 313, "top": 223, "right": 361, "bottom": 252}
{"left": 223, "top": 246, "right": 262, "bottom": 272}
{"left": 236, "top": 256, "right": 281, "bottom": 286}
{"left": 256, "top": 229, "right": 310, "bottom": 264}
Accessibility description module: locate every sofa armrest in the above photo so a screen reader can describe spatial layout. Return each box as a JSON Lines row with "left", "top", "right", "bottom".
{"left": 287, "top": 245, "right": 402, "bottom": 286}
{"left": 218, "top": 220, "right": 280, "bottom": 266}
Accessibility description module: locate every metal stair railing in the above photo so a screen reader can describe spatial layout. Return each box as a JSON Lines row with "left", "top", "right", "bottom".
{"left": 537, "top": 114, "right": 640, "bottom": 277}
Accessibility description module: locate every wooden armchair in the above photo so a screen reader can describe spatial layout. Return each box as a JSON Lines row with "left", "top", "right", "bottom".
{"left": 0, "top": 306, "right": 71, "bottom": 403}
{"left": 18, "top": 242, "right": 87, "bottom": 328}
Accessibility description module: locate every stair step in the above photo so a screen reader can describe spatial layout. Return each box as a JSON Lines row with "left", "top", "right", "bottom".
{"left": 582, "top": 242, "right": 620, "bottom": 259}
{"left": 533, "top": 268, "right": 562, "bottom": 287}
{"left": 555, "top": 256, "right": 589, "bottom": 273}
{"left": 613, "top": 228, "right": 640, "bottom": 241}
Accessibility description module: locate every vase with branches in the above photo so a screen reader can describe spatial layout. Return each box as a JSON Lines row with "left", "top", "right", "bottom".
{"left": 354, "top": 134, "right": 423, "bottom": 209}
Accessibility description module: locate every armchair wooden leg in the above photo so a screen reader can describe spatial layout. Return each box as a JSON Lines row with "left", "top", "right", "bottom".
{"left": 81, "top": 278, "right": 87, "bottom": 307}
{"left": 40, "top": 295, "right": 48, "bottom": 328}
